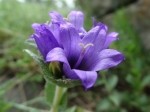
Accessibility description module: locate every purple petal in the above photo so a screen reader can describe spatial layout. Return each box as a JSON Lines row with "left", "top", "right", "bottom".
{"left": 103, "top": 32, "right": 118, "bottom": 49}
{"left": 60, "top": 23, "right": 81, "bottom": 66}
{"left": 32, "top": 24, "right": 59, "bottom": 59}
{"left": 32, "top": 23, "right": 40, "bottom": 29}
{"left": 90, "top": 49, "right": 124, "bottom": 71}
{"left": 68, "top": 11, "right": 86, "bottom": 33}
{"left": 82, "top": 26, "right": 99, "bottom": 43}
{"left": 92, "top": 20, "right": 108, "bottom": 31}
{"left": 49, "top": 11, "right": 64, "bottom": 23}
{"left": 78, "top": 25, "right": 107, "bottom": 69}
{"left": 68, "top": 11, "right": 84, "bottom": 30}
{"left": 32, "top": 23, "right": 42, "bottom": 34}
{"left": 46, "top": 47, "right": 69, "bottom": 65}
{"left": 49, "top": 23, "right": 61, "bottom": 45}
{"left": 82, "top": 24, "right": 107, "bottom": 51}
{"left": 63, "top": 64, "right": 79, "bottom": 79}
{"left": 73, "top": 69, "right": 97, "bottom": 89}
{"left": 95, "top": 27, "right": 107, "bottom": 51}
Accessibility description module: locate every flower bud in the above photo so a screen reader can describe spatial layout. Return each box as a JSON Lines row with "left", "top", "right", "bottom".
{"left": 49, "top": 61, "right": 62, "bottom": 78}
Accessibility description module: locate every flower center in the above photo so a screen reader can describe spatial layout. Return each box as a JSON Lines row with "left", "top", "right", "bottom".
{"left": 73, "top": 43, "right": 94, "bottom": 68}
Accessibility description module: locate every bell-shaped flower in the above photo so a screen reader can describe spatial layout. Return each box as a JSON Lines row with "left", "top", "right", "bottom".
{"left": 30, "top": 11, "right": 124, "bottom": 89}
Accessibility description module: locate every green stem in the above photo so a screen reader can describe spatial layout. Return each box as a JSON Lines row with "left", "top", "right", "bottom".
{"left": 50, "top": 86, "right": 67, "bottom": 112}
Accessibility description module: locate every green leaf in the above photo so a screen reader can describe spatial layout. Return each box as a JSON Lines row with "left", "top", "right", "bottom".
{"left": 141, "top": 74, "right": 150, "bottom": 88}
{"left": 108, "top": 91, "right": 122, "bottom": 107}
{"left": 66, "top": 106, "right": 77, "bottom": 112}
{"left": 10, "top": 103, "right": 44, "bottom": 112}
{"left": 25, "top": 39, "right": 37, "bottom": 47}
{"left": 0, "top": 99, "right": 12, "bottom": 112}
{"left": 66, "top": 106, "right": 89, "bottom": 112}
{"left": 24, "top": 49, "right": 81, "bottom": 88}
{"left": 106, "top": 75, "right": 118, "bottom": 91}
{"left": 96, "top": 99, "right": 111, "bottom": 111}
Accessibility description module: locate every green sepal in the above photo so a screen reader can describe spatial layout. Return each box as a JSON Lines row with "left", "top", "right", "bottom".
{"left": 24, "top": 49, "right": 81, "bottom": 88}
{"left": 25, "top": 39, "right": 37, "bottom": 48}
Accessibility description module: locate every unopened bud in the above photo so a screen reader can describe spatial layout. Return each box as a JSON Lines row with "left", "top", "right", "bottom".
{"left": 49, "top": 61, "right": 62, "bottom": 78}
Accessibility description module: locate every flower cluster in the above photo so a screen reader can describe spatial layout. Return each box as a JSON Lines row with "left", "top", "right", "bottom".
{"left": 30, "top": 11, "right": 124, "bottom": 89}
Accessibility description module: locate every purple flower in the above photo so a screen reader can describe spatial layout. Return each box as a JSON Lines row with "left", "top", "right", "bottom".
{"left": 31, "top": 11, "right": 124, "bottom": 89}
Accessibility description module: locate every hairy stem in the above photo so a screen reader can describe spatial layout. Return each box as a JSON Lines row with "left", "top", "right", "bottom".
{"left": 50, "top": 86, "right": 67, "bottom": 112}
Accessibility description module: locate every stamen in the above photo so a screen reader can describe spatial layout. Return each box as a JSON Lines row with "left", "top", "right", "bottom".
{"left": 63, "top": 18, "right": 68, "bottom": 21}
{"left": 74, "top": 43, "right": 94, "bottom": 68}
{"left": 79, "top": 43, "right": 85, "bottom": 48}
{"left": 84, "top": 43, "right": 94, "bottom": 49}
{"left": 79, "top": 43, "right": 94, "bottom": 52}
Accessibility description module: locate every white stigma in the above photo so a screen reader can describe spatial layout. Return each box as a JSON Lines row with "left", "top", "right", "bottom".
{"left": 73, "top": 43, "right": 94, "bottom": 68}
{"left": 79, "top": 43, "right": 94, "bottom": 51}
{"left": 63, "top": 18, "right": 69, "bottom": 21}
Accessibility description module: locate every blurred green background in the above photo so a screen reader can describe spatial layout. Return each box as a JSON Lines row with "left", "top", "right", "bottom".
{"left": 0, "top": 0, "right": 150, "bottom": 112}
